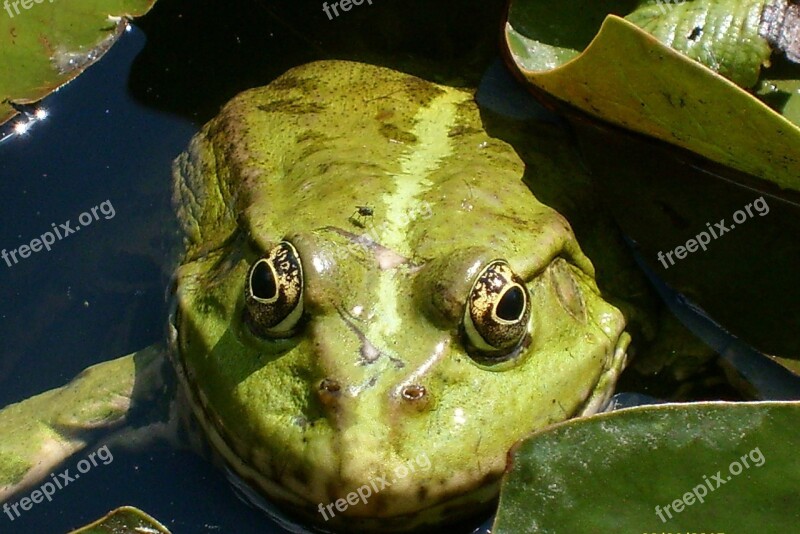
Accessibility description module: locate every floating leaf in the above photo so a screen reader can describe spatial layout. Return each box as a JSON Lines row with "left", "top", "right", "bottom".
{"left": 494, "top": 402, "right": 800, "bottom": 533}
{"left": 68, "top": 506, "right": 171, "bottom": 533}
{"left": 504, "top": 1, "right": 800, "bottom": 193}
{"left": 0, "top": 0, "right": 156, "bottom": 126}
{"left": 624, "top": 0, "right": 774, "bottom": 88}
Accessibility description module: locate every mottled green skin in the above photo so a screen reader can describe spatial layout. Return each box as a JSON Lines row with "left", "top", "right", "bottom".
{"left": 171, "top": 60, "right": 629, "bottom": 531}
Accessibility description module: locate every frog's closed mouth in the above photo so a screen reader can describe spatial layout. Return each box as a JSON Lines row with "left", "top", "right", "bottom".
{"left": 170, "top": 60, "right": 629, "bottom": 531}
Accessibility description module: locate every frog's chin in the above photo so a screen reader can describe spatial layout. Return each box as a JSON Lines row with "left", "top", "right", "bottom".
{"left": 168, "top": 326, "right": 495, "bottom": 533}
{"left": 221, "top": 460, "right": 497, "bottom": 533}
{"left": 183, "top": 383, "right": 497, "bottom": 532}
{"left": 183, "top": 380, "right": 496, "bottom": 531}
{"left": 172, "top": 348, "right": 627, "bottom": 534}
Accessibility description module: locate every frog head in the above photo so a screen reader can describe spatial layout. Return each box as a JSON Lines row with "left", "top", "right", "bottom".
{"left": 170, "top": 60, "right": 629, "bottom": 531}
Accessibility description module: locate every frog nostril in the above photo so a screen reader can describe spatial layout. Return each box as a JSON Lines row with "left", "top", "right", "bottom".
{"left": 319, "top": 378, "right": 341, "bottom": 393}
{"left": 318, "top": 378, "right": 342, "bottom": 407}
{"left": 401, "top": 384, "right": 426, "bottom": 401}
{"left": 397, "top": 384, "right": 432, "bottom": 412}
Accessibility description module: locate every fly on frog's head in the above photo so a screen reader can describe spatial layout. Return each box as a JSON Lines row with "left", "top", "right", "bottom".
{"left": 349, "top": 205, "right": 374, "bottom": 228}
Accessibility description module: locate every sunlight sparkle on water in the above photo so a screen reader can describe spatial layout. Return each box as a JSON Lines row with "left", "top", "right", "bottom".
{"left": 2, "top": 107, "right": 49, "bottom": 145}
{"left": 13, "top": 121, "right": 30, "bottom": 135}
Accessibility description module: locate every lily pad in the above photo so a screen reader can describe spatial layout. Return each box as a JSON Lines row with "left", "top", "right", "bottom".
{"left": 0, "top": 0, "right": 156, "bottom": 126}
{"left": 68, "top": 506, "right": 171, "bottom": 533}
{"left": 504, "top": 2, "right": 800, "bottom": 193}
{"left": 494, "top": 401, "right": 800, "bottom": 533}
{"left": 624, "top": 0, "right": 774, "bottom": 89}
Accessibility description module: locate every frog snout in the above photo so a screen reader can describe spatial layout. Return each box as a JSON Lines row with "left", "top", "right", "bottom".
{"left": 315, "top": 377, "right": 433, "bottom": 413}
{"left": 395, "top": 383, "right": 432, "bottom": 412}
{"left": 317, "top": 377, "right": 342, "bottom": 408}
{"left": 398, "top": 383, "right": 427, "bottom": 402}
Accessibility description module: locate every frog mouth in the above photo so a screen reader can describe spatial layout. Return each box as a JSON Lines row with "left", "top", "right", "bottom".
{"left": 166, "top": 308, "right": 497, "bottom": 532}
{"left": 166, "top": 310, "right": 319, "bottom": 515}
{"left": 218, "top": 461, "right": 500, "bottom": 533}
{"left": 577, "top": 331, "right": 630, "bottom": 417}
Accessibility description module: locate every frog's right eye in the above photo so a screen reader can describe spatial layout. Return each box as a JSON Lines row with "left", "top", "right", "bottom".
{"left": 462, "top": 259, "right": 531, "bottom": 361}
{"left": 244, "top": 241, "right": 304, "bottom": 338}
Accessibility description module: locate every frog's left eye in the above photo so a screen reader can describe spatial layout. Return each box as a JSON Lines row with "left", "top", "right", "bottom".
{"left": 244, "top": 241, "right": 304, "bottom": 338}
{"left": 463, "top": 260, "right": 531, "bottom": 358}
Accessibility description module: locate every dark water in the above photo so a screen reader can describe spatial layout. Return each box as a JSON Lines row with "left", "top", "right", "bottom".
{"left": 0, "top": 0, "right": 797, "bottom": 532}
{"left": 0, "top": 24, "right": 224, "bottom": 534}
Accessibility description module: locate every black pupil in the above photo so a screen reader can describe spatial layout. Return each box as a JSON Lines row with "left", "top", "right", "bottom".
{"left": 496, "top": 286, "right": 524, "bottom": 321}
{"left": 251, "top": 262, "right": 277, "bottom": 299}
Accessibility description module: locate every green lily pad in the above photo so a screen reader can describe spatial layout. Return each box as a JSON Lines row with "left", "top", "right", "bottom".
{"left": 0, "top": 0, "right": 156, "bottom": 127}
{"left": 494, "top": 402, "right": 800, "bottom": 533}
{"left": 504, "top": 1, "right": 800, "bottom": 193}
{"left": 624, "top": 0, "right": 773, "bottom": 89}
{"left": 68, "top": 506, "right": 171, "bottom": 533}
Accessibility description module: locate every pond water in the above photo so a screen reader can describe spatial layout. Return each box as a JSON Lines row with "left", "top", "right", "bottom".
{"left": 0, "top": 0, "right": 797, "bottom": 532}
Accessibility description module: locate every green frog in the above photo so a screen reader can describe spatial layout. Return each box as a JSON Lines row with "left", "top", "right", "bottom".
{"left": 0, "top": 60, "right": 641, "bottom": 532}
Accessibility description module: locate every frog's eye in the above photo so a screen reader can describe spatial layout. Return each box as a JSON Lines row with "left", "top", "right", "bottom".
{"left": 244, "top": 241, "right": 304, "bottom": 338}
{"left": 463, "top": 260, "right": 531, "bottom": 358}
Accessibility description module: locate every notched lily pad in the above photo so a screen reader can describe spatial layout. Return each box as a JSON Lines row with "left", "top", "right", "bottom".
{"left": 494, "top": 401, "right": 800, "bottom": 533}
{"left": 504, "top": 0, "right": 800, "bottom": 193}
{"left": 0, "top": 0, "right": 156, "bottom": 126}
{"left": 68, "top": 505, "right": 171, "bottom": 533}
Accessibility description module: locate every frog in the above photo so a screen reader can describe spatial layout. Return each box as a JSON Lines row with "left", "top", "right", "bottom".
{"left": 0, "top": 59, "right": 645, "bottom": 532}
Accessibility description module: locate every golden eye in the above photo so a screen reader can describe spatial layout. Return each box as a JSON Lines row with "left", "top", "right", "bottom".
{"left": 244, "top": 241, "right": 304, "bottom": 338}
{"left": 463, "top": 260, "right": 531, "bottom": 358}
